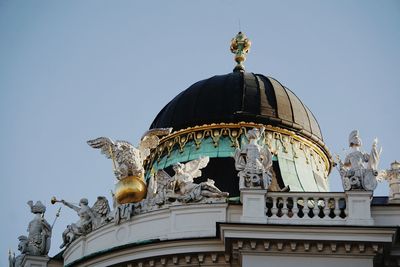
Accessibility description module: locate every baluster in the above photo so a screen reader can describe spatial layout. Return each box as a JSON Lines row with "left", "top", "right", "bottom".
{"left": 312, "top": 198, "right": 319, "bottom": 219}
{"left": 334, "top": 197, "right": 341, "bottom": 218}
{"left": 342, "top": 198, "right": 348, "bottom": 218}
{"left": 277, "top": 197, "right": 283, "bottom": 217}
{"left": 303, "top": 198, "right": 310, "bottom": 219}
{"left": 271, "top": 196, "right": 278, "bottom": 218}
{"left": 292, "top": 196, "right": 299, "bottom": 218}
{"left": 282, "top": 197, "right": 288, "bottom": 217}
{"left": 265, "top": 197, "right": 272, "bottom": 217}
{"left": 323, "top": 197, "right": 330, "bottom": 218}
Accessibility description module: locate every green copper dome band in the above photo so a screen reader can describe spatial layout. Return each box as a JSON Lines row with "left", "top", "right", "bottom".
{"left": 145, "top": 123, "right": 331, "bottom": 172}
{"left": 145, "top": 123, "right": 329, "bottom": 192}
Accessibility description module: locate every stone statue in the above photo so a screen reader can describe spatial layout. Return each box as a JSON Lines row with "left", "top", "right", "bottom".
{"left": 149, "top": 157, "right": 229, "bottom": 204}
{"left": 234, "top": 127, "right": 273, "bottom": 190}
{"left": 9, "top": 201, "right": 52, "bottom": 267}
{"left": 111, "top": 158, "right": 228, "bottom": 217}
{"left": 56, "top": 196, "right": 110, "bottom": 248}
{"left": 113, "top": 203, "right": 135, "bottom": 225}
{"left": 378, "top": 161, "right": 400, "bottom": 200}
{"left": 8, "top": 249, "right": 15, "bottom": 267}
{"left": 25, "top": 201, "right": 52, "bottom": 256}
{"left": 9, "top": 236, "right": 29, "bottom": 267}
{"left": 138, "top": 170, "right": 173, "bottom": 212}
{"left": 87, "top": 128, "right": 172, "bottom": 180}
{"left": 150, "top": 170, "right": 174, "bottom": 206}
{"left": 338, "top": 130, "right": 382, "bottom": 191}
{"left": 111, "top": 191, "right": 135, "bottom": 225}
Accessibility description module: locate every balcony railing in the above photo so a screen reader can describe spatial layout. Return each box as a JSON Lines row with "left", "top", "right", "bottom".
{"left": 266, "top": 192, "right": 347, "bottom": 225}
{"left": 240, "top": 189, "right": 373, "bottom": 226}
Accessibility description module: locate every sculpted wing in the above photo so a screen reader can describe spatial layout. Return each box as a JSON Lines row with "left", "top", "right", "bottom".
{"left": 156, "top": 169, "right": 173, "bottom": 184}
{"left": 261, "top": 147, "right": 273, "bottom": 170}
{"left": 139, "top": 135, "right": 160, "bottom": 159}
{"left": 113, "top": 140, "right": 136, "bottom": 162}
{"left": 147, "top": 172, "right": 158, "bottom": 197}
{"left": 139, "top": 128, "right": 173, "bottom": 159}
{"left": 141, "top": 128, "right": 173, "bottom": 140}
{"left": 87, "top": 137, "right": 116, "bottom": 159}
{"left": 91, "top": 196, "right": 111, "bottom": 218}
{"left": 114, "top": 140, "right": 135, "bottom": 151}
{"left": 183, "top": 156, "right": 210, "bottom": 180}
{"left": 234, "top": 148, "right": 245, "bottom": 170}
{"left": 155, "top": 169, "right": 175, "bottom": 192}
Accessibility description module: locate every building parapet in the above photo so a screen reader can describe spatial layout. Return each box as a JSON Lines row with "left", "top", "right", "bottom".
{"left": 241, "top": 190, "right": 375, "bottom": 226}
{"left": 62, "top": 191, "right": 399, "bottom": 265}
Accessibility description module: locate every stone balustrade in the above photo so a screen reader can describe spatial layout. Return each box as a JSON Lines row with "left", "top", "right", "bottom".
{"left": 240, "top": 190, "right": 374, "bottom": 226}
{"left": 266, "top": 192, "right": 347, "bottom": 225}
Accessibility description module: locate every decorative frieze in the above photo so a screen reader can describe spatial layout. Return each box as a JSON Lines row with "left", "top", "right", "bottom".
{"left": 231, "top": 239, "right": 383, "bottom": 255}
{"left": 145, "top": 123, "right": 331, "bottom": 178}
{"left": 123, "top": 252, "right": 230, "bottom": 267}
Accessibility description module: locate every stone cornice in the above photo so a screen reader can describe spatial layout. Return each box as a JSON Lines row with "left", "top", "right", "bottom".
{"left": 69, "top": 222, "right": 398, "bottom": 267}
{"left": 218, "top": 223, "right": 397, "bottom": 244}
{"left": 69, "top": 239, "right": 227, "bottom": 267}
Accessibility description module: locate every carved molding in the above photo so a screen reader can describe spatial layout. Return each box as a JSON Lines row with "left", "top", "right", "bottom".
{"left": 70, "top": 239, "right": 227, "bottom": 267}
{"left": 231, "top": 239, "right": 383, "bottom": 255}
{"left": 66, "top": 217, "right": 398, "bottom": 267}
{"left": 125, "top": 252, "right": 231, "bottom": 267}
{"left": 144, "top": 122, "right": 332, "bottom": 176}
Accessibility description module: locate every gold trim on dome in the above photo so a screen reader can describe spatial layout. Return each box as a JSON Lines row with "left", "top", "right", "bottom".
{"left": 145, "top": 122, "right": 332, "bottom": 174}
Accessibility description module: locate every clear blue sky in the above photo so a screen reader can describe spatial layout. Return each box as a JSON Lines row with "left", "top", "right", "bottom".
{"left": 1, "top": 1, "right": 399, "bottom": 264}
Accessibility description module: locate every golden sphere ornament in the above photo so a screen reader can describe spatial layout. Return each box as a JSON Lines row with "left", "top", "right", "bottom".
{"left": 115, "top": 175, "right": 147, "bottom": 204}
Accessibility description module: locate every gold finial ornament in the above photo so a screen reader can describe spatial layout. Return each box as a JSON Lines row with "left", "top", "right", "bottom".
{"left": 50, "top": 196, "right": 58, "bottom": 205}
{"left": 115, "top": 175, "right": 147, "bottom": 204}
{"left": 230, "top": 31, "right": 251, "bottom": 72}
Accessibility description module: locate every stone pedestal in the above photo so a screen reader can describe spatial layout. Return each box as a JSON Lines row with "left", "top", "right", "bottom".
{"left": 345, "top": 190, "right": 374, "bottom": 226}
{"left": 22, "top": 255, "right": 49, "bottom": 267}
{"left": 389, "top": 180, "right": 400, "bottom": 202}
{"left": 240, "top": 189, "right": 267, "bottom": 224}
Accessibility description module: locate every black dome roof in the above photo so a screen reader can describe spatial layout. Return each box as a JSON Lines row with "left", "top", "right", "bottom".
{"left": 150, "top": 72, "right": 324, "bottom": 144}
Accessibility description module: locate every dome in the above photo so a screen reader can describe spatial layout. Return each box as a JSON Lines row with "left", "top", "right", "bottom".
{"left": 146, "top": 72, "right": 333, "bottom": 196}
{"left": 150, "top": 72, "right": 324, "bottom": 147}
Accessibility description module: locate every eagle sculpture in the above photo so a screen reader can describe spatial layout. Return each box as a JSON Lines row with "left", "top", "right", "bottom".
{"left": 87, "top": 128, "right": 172, "bottom": 179}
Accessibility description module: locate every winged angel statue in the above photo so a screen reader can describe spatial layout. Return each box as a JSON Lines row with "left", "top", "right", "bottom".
{"left": 147, "top": 157, "right": 229, "bottom": 205}
{"left": 57, "top": 196, "right": 111, "bottom": 248}
{"left": 87, "top": 128, "right": 172, "bottom": 179}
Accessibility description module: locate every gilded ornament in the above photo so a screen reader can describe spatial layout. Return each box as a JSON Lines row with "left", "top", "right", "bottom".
{"left": 230, "top": 32, "right": 251, "bottom": 72}
{"left": 87, "top": 128, "right": 172, "bottom": 204}
{"left": 115, "top": 176, "right": 147, "bottom": 204}
{"left": 146, "top": 122, "right": 332, "bottom": 174}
